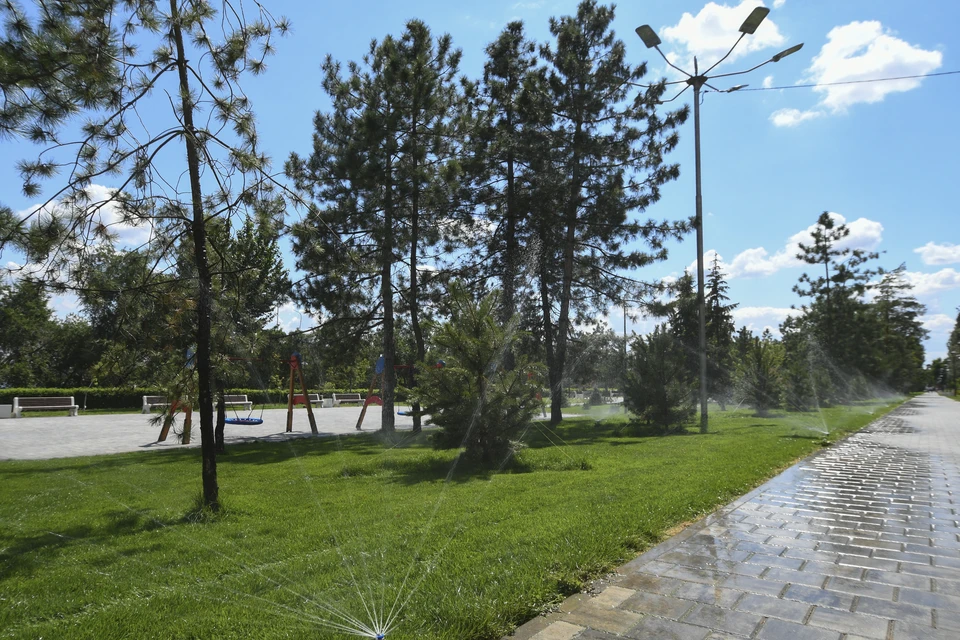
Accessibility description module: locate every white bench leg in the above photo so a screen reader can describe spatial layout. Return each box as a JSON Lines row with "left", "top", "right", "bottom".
{"left": 69, "top": 407, "right": 78, "bottom": 417}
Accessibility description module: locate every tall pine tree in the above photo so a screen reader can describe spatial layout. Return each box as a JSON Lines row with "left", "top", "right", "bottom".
{"left": 535, "top": 0, "right": 688, "bottom": 423}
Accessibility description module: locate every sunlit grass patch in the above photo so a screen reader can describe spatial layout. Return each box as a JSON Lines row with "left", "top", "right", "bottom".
{"left": 0, "top": 397, "right": 904, "bottom": 639}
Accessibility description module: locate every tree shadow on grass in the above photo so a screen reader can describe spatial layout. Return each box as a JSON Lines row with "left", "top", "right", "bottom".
{"left": 0, "top": 508, "right": 181, "bottom": 581}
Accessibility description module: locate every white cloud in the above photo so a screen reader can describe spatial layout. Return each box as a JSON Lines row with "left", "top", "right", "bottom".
{"left": 733, "top": 306, "right": 801, "bottom": 337}
{"left": 762, "top": 75, "right": 774, "bottom": 88}
{"left": 661, "top": 1, "right": 785, "bottom": 72}
{"left": 727, "top": 212, "right": 883, "bottom": 279}
{"left": 914, "top": 242, "right": 960, "bottom": 266}
{"left": 274, "top": 301, "right": 319, "bottom": 333}
{"left": 511, "top": 1, "right": 543, "bottom": 9}
{"left": 900, "top": 268, "right": 960, "bottom": 298}
{"left": 727, "top": 246, "right": 798, "bottom": 278}
{"left": 686, "top": 249, "right": 726, "bottom": 276}
{"left": 49, "top": 292, "right": 82, "bottom": 318}
{"left": 16, "top": 184, "right": 154, "bottom": 250}
{"left": 772, "top": 20, "right": 942, "bottom": 126}
{"left": 809, "top": 21, "right": 942, "bottom": 112}
{"left": 922, "top": 313, "right": 956, "bottom": 333}
{"left": 773, "top": 0, "right": 786, "bottom": 7}
{"left": 770, "top": 107, "right": 823, "bottom": 127}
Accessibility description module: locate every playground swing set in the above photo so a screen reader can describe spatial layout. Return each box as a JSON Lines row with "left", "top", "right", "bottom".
{"left": 155, "top": 351, "right": 320, "bottom": 442}
{"left": 354, "top": 356, "right": 445, "bottom": 430}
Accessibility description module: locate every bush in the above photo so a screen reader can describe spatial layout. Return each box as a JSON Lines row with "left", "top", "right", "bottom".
{"left": 623, "top": 326, "right": 695, "bottom": 434}
{"left": 736, "top": 334, "right": 784, "bottom": 417}
{"left": 417, "top": 286, "right": 544, "bottom": 465}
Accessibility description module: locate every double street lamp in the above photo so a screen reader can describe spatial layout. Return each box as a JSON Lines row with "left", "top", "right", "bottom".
{"left": 635, "top": 7, "right": 802, "bottom": 433}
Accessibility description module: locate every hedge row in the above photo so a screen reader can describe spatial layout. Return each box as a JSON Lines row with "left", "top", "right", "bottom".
{"left": 0, "top": 387, "right": 405, "bottom": 410}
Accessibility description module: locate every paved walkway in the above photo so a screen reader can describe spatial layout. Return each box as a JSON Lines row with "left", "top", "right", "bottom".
{"left": 511, "top": 394, "right": 960, "bottom": 640}
{"left": 0, "top": 406, "right": 417, "bottom": 460}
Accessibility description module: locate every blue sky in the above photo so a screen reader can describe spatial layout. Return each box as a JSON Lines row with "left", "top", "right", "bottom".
{"left": 2, "top": 0, "right": 958, "bottom": 361}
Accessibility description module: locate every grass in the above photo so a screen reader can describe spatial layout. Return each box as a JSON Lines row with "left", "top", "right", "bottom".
{"left": 0, "top": 398, "right": 904, "bottom": 639}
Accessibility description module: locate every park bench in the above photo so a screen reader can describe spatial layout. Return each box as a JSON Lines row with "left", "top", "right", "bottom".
{"left": 332, "top": 393, "right": 364, "bottom": 407}
{"left": 142, "top": 395, "right": 168, "bottom": 414}
{"left": 222, "top": 394, "right": 253, "bottom": 411}
{"left": 13, "top": 396, "right": 79, "bottom": 418}
{"left": 288, "top": 393, "right": 323, "bottom": 408}
{"left": 143, "top": 394, "right": 252, "bottom": 413}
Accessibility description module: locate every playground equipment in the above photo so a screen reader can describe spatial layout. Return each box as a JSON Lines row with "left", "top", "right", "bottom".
{"left": 286, "top": 352, "right": 319, "bottom": 434}
{"left": 355, "top": 357, "right": 445, "bottom": 430}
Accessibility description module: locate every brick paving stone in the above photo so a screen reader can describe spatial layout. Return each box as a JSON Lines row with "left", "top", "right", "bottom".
{"left": 935, "top": 606, "right": 960, "bottom": 631}
{"left": 854, "top": 595, "right": 934, "bottom": 627}
{"left": 670, "top": 581, "right": 744, "bottom": 608}
{"left": 717, "top": 574, "right": 788, "bottom": 597}
{"left": 835, "top": 554, "right": 900, "bottom": 571}
{"left": 861, "top": 569, "right": 931, "bottom": 590}
{"left": 623, "top": 616, "right": 711, "bottom": 640}
{"left": 802, "top": 559, "right": 866, "bottom": 579}
{"left": 527, "top": 621, "right": 584, "bottom": 640}
{"left": 897, "top": 587, "right": 960, "bottom": 610}
{"left": 680, "top": 603, "right": 763, "bottom": 636}
{"left": 506, "top": 396, "right": 960, "bottom": 640}
{"left": 933, "top": 577, "right": 960, "bottom": 596}
{"left": 807, "top": 606, "right": 891, "bottom": 638}
{"left": 620, "top": 591, "right": 695, "bottom": 620}
{"left": 742, "top": 553, "right": 805, "bottom": 571}
{"left": 755, "top": 618, "right": 841, "bottom": 640}
{"left": 890, "top": 620, "right": 960, "bottom": 640}
{"left": 734, "top": 592, "right": 811, "bottom": 623}
{"left": 871, "top": 548, "right": 931, "bottom": 565}
{"left": 824, "top": 575, "right": 896, "bottom": 599}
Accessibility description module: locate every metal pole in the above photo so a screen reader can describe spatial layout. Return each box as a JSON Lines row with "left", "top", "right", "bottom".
{"left": 692, "top": 62, "right": 708, "bottom": 434}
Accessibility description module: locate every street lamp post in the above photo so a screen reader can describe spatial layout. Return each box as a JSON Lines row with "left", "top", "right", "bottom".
{"left": 635, "top": 7, "right": 802, "bottom": 433}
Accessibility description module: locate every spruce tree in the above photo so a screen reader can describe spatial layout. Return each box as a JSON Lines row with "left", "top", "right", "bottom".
{"left": 872, "top": 265, "right": 928, "bottom": 393}
{"left": 705, "top": 257, "right": 737, "bottom": 409}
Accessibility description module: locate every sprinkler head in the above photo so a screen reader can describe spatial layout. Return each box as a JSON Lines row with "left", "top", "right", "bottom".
{"left": 376, "top": 635, "right": 385, "bottom": 640}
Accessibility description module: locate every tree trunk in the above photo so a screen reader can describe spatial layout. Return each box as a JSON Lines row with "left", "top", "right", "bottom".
{"left": 501, "top": 106, "right": 518, "bottom": 371}
{"left": 552, "top": 125, "right": 582, "bottom": 426}
{"left": 409, "top": 117, "right": 424, "bottom": 433}
{"left": 539, "top": 244, "right": 562, "bottom": 424}
{"left": 215, "top": 379, "right": 225, "bottom": 454}
{"left": 171, "top": 0, "right": 218, "bottom": 510}
{"left": 381, "top": 157, "right": 396, "bottom": 433}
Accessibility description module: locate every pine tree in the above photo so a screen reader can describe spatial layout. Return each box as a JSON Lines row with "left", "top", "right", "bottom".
{"left": 287, "top": 21, "right": 468, "bottom": 432}
{"left": 475, "top": 21, "right": 539, "bottom": 334}
{"left": 535, "top": 0, "right": 688, "bottom": 423}
{"left": 793, "top": 212, "right": 881, "bottom": 401}
{"left": 4, "top": 0, "right": 289, "bottom": 510}
{"left": 872, "top": 265, "right": 928, "bottom": 393}
{"left": 948, "top": 309, "right": 960, "bottom": 396}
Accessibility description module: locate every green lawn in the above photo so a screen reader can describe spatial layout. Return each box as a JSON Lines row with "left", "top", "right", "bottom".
{"left": 0, "top": 399, "right": 903, "bottom": 639}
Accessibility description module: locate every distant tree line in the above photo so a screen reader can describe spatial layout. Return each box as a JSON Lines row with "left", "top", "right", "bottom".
{"left": 624, "top": 212, "right": 932, "bottom": 431}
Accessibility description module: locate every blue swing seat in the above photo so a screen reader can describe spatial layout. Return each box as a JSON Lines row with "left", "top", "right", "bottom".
{"left": 225, "top": 417, "right": 264, "bottom": 426}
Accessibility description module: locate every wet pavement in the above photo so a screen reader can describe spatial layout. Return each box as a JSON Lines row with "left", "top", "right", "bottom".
{"left": 0, "top": 406, "right": 418, "bottom": 460}
{"left": 510, "top": 394, "right": 960, "bottom": 640}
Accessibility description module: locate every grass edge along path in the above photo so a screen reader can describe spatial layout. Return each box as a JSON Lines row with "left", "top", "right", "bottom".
{"left": 0, "top": 398, "right": 905, "bottom": 639}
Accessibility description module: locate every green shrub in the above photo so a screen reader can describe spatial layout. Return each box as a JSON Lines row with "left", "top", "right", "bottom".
{"left": 417, "top": 285, "right": 544, "bottom": 465}
{"left": 623, "top": 326, "right": 695, "bottom": 434}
